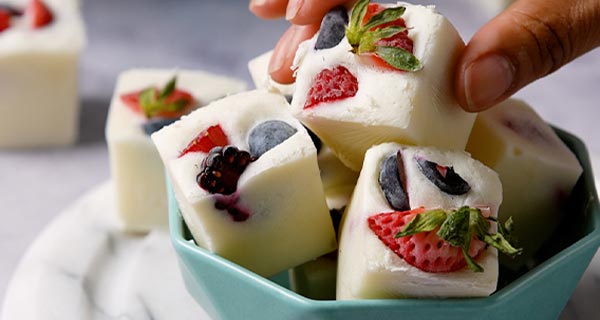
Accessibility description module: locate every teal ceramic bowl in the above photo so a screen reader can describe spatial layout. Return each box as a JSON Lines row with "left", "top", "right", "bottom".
{"left": 168, "top": 128, "right": 600, "bottom": 320}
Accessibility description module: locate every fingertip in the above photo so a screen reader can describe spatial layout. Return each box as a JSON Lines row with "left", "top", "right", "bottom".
{"left": 268, "top": 24, "right": 320, "bottom": 84}
{"left": 250, "top": 0, "right": 288, "bottom": 20}
{"left": 286, "top": 0, "right": 351, "bottom": 25}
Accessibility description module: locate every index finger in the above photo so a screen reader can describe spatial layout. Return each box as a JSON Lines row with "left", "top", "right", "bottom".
{"left": 249, "top": 0, "right": 289, "bottom": 19}
{"left": 286, "top": 0, "right": 355, "bottom": 25}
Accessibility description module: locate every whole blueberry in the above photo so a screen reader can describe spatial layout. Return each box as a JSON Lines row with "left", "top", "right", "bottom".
{"left": 415, "top": 157, "right": 471, "bottom": 195}
{"left": 142, "top": 118, "right": 178, "bottom": 135}
{"left": 379, "top": 151, "right": 409, "bottom": 211}
{"left": 248, "top": 120, "right": 297, "bottom": 158}
{"left": 315, "top": 6, "right": 349, "bottom": 50}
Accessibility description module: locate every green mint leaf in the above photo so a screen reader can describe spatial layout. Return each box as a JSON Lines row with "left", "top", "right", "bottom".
{"left": 363, "top": 6, "right": 406, "bottom": 31}
{"left": 438, "top": 207, "right": 471, "bottom": 247}
{"left": 374, "top": 46, "right": 423, "bottom": 71}
{"left": 462, "top": 247, "right": 484, "bottom": 272}
{"left": 395, "top": 209, "right": 446, "bottom": 238}
{"left": 358, "top": 26, "right": 406, "bottom": 53}
{"left": 139, "top": 88, "right": 158, "bottom": 118}
{"left": 165, "top": 99, "right": 189, "bottom": 112}
{"left": 159, "top": 76, "right": 177, "bottom": 100}
{"left": 346, "top": 0, "right": 369, "bottom": 46}
{"left": 473, "top": 212, "right": 522, "bottom": 258}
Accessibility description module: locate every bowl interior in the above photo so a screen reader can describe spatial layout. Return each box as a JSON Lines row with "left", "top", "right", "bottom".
{"left": 168, "top": 128, "right": 600, "bottom": 319}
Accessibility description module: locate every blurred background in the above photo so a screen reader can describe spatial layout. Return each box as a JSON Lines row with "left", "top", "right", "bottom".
{"left": 1, "top": 0, "right": 599, "bottom": 316}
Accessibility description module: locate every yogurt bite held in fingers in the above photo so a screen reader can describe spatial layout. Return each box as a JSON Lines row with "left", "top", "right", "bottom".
{"left": 290, "top": 1, "right": 476, "bottom": 171}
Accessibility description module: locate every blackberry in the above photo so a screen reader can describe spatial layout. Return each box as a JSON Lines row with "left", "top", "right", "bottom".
{"left": 379, "top": 151, "right": 409, "bottom": 211}
{"left": 197, "top": 145, "right": 254, "bottom": 195}
{"left": 315, "top": 6, "right": 349, "bottom": 50}
{"left": 415, "top": 157, "right": 471, "bottom": 195}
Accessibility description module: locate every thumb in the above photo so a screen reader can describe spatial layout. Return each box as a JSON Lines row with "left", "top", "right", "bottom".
{"left": 455, "top": 0, "right": 600, "bottom": 112}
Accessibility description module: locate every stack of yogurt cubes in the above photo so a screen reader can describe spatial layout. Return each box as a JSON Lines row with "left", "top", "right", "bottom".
{"left": 128, "top": 0, "right": 581, "bottom": 300}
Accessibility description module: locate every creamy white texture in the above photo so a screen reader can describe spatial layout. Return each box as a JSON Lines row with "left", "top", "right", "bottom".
{"left": 152, "top": 90, "right": 337, "bottom": 277}
{"left": 0, "top": 0, "right": 85, "bottom": 54}
{"left": 105, "top": 69, "right": 246, "bottom": 232}
{"left": 291, "top": 2, "right": 474, "bottom": 171}
{"left": 466, "top": 99, "right": 583, "bottom": 270}
{"left": 337, "top": 143, "right": 502, "bottom": 299}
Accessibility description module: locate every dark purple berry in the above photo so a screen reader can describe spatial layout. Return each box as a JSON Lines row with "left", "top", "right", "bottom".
{"left": 197, "top": 145, "right": 254, "bottom": 195}
{"left": 315, "top": 6, "right": 349, "bottom": 50}
{"left": 214, "top": 196, "right": 251, "bottom": 222}
{"left": 379, "top": 151, "right": 409, "bottom": 211}
{"left": 415, "top": 157, "right": 471, "bottom": 195}
{"left": 329, "top": 206, "right": 345, "bottom": 238}
{"left": 142, "top": 117, "right": 177, "bottom": 135}
{"left": 0, "top": 5, "right": 23, "bottom": 16}
{"left": 248, "top": 120, "right": 297, "bottom": 158}
{"left": 305, "top": 126, "right": 322, "bottom": 153}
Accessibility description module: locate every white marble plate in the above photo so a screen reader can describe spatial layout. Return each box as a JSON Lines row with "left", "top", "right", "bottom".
{"left": 2, "top": 170, "right": 600, "bottom": 320}
{"left": 1, "top": 182, "right": 209, "bottom": 320}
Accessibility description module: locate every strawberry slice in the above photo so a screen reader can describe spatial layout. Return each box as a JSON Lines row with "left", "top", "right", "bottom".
{"left": 346, "top": 0, "right": 421, "bottom": 72}
{"left": 368, "top": 208, "right": 487, "bottom": 273}
{"left": 0, "top": 10, "right": 11, "bottom": 32}
{"left": 304, "top": 65, "right": 358, "bottom": 109}
{"left": 27, "top": 0, "right": 53, "bottom": 29}
{"left": 179, "top": 124, "right": 229, "bottom": 157}
{"left": 120, "top": 86, "right": 195, "bottom": 119}
{"left": 360, "top": 3, "right": 414, "bottom": 71}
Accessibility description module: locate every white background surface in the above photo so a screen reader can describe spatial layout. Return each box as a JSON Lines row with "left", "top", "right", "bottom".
{"left": 1, "top": 0, "right": 599, "bottom": 315}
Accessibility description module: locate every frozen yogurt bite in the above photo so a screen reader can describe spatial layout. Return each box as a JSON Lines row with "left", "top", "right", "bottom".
{"left": 0, "top": 0, "right": 85, "bottom": 147}
{"left": 106, "top": 69, "right": 246, "bottom": 232}
{"left": 291, "top": 0, "right": 475, "bottom": 171}
{"left": 466, "top": 99, "right": 583, "bottom": 270}
{"left": 152, "top": 89, "right": 337, "bottom": 277}
{"left": 337, "top": 143, "right": 520, "bottom": 299}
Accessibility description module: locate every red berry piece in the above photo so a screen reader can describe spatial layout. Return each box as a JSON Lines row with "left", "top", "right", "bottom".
{"left": 0, "top": 10, "right": 11, "bottom": 32}
{"left": 179, "top": 124, "right": 229, "bottom": 157}
{"left": 197, "top": 145, "right": 254, "bottom": 195}
{"left": 120, "top": 91, "right": 143, "bottom": 113}
{"left": 120, "top": 88, "right": 195, "bottom": 119}
{"left": 27, "top": 0, "right": 53, "bottom": 29}
{"left": 304, "top": 66, "right": 358, "bottom": 109}
{"left": 360, "top": 3, "right": 414, "bottom": 71}
{"left": 367, "top": 209, "right": 485, "bottom": 273}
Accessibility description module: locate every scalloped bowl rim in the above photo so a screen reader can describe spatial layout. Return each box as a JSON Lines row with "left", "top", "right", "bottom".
{"left": 168, "top": 127, "right": 600, "bottom": 312}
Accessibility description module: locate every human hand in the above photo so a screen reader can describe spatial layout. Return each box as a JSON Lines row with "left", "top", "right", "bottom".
{"left": 249, "top": 0, "right": 600, "bottom": 112}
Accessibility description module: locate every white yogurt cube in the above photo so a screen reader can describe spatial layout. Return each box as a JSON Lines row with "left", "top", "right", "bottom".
{"left": 106, "top": 69, "right": 246, "bottom": 232}
{"left": 0, "top": 0, "right": 85, "bottom": 147}
{"left": 291, "top": 2, "right": 475, "bottom": 171}
{"left": 337, "top": 143, "right": 503, "bottom": 299}
{"left": 466, "top": 99, "right": 583, "bottom": 270}
{"left": 152, "top": 89, "right": 337, "bottom": 277}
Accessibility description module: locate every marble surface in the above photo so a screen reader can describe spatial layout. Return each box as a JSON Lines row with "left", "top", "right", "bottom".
{"left": 2, "top": 182, "right": 208, "bottom": 320}
{"left": 1, "top": 0, "right": 599, "bottom": 319}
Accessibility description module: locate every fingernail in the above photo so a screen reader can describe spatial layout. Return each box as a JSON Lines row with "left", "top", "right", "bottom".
{"left": 269, "top": 28, "right": 295, "bottom": 75}
{"left": 464, "top": 54, "right": 515, "bottom": 111}
{"left": 286, "top": 0, "right": 304, "bottom": 21}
